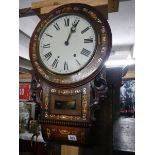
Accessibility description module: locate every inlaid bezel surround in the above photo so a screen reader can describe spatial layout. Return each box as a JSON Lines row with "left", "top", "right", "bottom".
{"left": 30, "top": 3, "right": 112, "bottom": 88}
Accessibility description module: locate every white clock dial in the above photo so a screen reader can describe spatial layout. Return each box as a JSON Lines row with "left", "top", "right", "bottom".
{"left": 39, "top": 14, "right": 97, "bottom": 74}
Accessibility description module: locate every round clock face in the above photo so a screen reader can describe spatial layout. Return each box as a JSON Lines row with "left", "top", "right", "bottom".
{"left": 39, "top": 14, "right": 97, "bottom": 74}
{"left": 30, "top": 3, "right": 112, "bottom": 86}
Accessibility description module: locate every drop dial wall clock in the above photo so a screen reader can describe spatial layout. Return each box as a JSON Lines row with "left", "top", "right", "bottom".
{"left": 30, "top": 3, "right": 112, "bottom": 145}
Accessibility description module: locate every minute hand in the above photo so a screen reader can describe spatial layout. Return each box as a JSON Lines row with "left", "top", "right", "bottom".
{"left": 64, "top": 26, "right": 75, "bottom": 46}
{"left": 64, "top": 20, "right": 80, "bottom": 46}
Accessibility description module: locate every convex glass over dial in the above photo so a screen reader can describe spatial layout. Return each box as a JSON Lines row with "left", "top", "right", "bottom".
{"left": 39, "top": 14, "right": 97, "bottom": 74}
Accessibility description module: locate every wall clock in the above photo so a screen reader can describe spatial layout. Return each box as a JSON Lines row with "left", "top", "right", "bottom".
{"left": 30, "top": 3, "right": 112, "bottom": 145}
{"left": 30, "top": 3, "right": 112, "bottom": 88}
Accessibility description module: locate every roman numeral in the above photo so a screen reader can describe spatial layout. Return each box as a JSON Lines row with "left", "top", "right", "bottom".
{"left": 84, "top": 38, "right": 93, "bottom": 43}
{"left": 43, "top": 44, "right": 50, "bottom": 48}
{"left": 80, "top": 48, "right": 91, "bottom": 57}
{"left": 81, "top": 27, "right": 90, "bottom": 34}
{"left": 64, "top": 61, "right": 68, "bottom": 70}
{"left": 76, "top": 59, "right": 81, "bottom": 66}
{"left": 45, "top": 33, "right": 53, "bottom": 37}
{"left": 64, "top": 18, "right": 69, "bottom": 27}
{"left": 52, "top": 59, "right": 59, "bottom": 68}
{"left": 54, "top": 23, "right": 60, "bottom": 30}
{"left": 44, "top": 52, "right": 52, "bottom": 61}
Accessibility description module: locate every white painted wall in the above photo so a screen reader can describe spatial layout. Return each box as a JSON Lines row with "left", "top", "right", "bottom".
{"left": 108, "top": 0, "right": 135, "bottom": 46}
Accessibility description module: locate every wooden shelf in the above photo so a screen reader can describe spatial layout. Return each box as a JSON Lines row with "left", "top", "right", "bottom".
{"left": 31, "top": 0, "right": 119, "bottom": 19}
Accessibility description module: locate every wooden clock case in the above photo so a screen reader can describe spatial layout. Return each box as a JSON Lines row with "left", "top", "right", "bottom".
{"left": 29, "top": 3, "right": 112, "bottom": 146}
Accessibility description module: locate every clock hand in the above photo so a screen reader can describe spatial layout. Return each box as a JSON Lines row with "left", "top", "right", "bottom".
{"left": 70, "top": 19, "right": 80, "bottom": 33}
{"left": 72, "top": 19, "right": 80, "bottom": 28}
{"left": 64, "top": 29, "right": 73, "bottom": 46}
{"left": 64, "top": 20, "right": 79, "bottom": 46}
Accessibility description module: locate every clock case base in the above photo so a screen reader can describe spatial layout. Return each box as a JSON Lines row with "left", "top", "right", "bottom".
{"left": 38, "top": 81, "right": 93, "bottom": 146}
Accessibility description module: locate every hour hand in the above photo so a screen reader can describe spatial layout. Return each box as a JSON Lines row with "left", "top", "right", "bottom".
{"left": 72, "top": 19, "right": 80, "bottom": 29}
{"left": 70, "top": 19, "right": 80, "bottom": 32}
{"left": 71, "top": 26, "right": 76, "bottom": 32}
